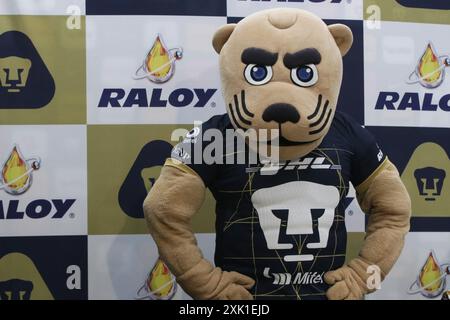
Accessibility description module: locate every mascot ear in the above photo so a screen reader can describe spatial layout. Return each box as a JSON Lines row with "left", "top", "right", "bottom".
{"left": 212, "top": 24, "right": 236, "bottom": 54}
{"left": 328, "top": 24, "right": 353, "bottom": 57}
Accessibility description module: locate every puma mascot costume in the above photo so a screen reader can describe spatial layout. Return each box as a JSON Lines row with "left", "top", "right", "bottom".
{"left": 144, "top": 8, "right": 411, "bottom": 300}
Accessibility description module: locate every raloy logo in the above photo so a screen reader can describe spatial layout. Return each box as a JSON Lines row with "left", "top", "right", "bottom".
{"left": 0, "top": 31, "right": 55, "bottom": 109}
{"left": 395, "top": 0, "right": 450, "bottom": 10}
{"left": 375, "top": 42, "right": 450, "bottom": 112}
{"left": 0, "top": 145, "right": 75, "bottom": 220}
{"left": 229, "top": 0, "right": 361, "bottom": 20}
{"left": 407, "top": 43, "right": 450, "bottom": 89}
{"left": 118, "top": 140, "right": 173, "bottom": 218}
{"left": 400, "top": 142, "right": 449, "bottom": 217}
{"left": 97, "top": 34, "right": 216, "bottom": 108}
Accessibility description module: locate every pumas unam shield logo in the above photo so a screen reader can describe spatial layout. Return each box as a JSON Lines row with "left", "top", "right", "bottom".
{"left": 0, "top": 145, "right": 77, "bottom": 220}
{"left": 0, "top": 31, "right": 55, "bottom": 109}
{"left": 414, "top": 167, "right": 446, "bottom": 201}
{"left": 401, "top": 142, "right": 449, "bottom": 217}
{"left": 0, "top": 145, "right": 40, "bottom": 195}
{"left": 118, "top": 140, "right": 173, "bottom": 218}
{"left": 135, "top": 257, "right": 177, "bottom": 300}
{"left": 251, "top": 181, "right": 339, "bottom": 262}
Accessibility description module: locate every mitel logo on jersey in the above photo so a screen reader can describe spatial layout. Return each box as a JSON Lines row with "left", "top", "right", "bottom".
{"left": 0, "top": 31, "right": 55, "bottom": 109}
{"left": 97, "top": 34, "right": 217, "bottom": 108}
{"left": 118, "top": 140, "right": 173, "bottom": 218}
{"left": 0, "top": 145, "right": 75, "bottom": 220}
{"left": 263, "top": 268, "right": 324, "bottom": 286}
{"left": 375, "top": 42, "right": 450, "bottom": 112}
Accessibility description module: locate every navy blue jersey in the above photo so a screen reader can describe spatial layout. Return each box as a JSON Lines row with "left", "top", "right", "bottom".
{"left": 169, "top": 112, "right": 386, "bottom": 300}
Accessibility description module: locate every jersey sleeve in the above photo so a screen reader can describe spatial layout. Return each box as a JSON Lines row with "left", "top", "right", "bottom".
{"left": 342, "top": 114, "right": 388, "bottom": 188}
{"left": 166, "top": 115, "right": 226, "bottom": 188}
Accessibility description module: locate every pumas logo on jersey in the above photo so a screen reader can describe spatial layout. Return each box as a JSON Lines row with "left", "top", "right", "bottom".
{"left": 375, "top": 42, "right": 450, "bottom": 112}
{"left": 0, "top": 31, "right": 55, "bottom": 109}
{"left": 118, "top": 140, "right": 173, "bottom": 218}
{"left": 97, "top": 34, "right": 217, "bottom": 108}
{"left": 0, "top": 145, "right": 75, "bottom": 220}
{"left": 251, "top": 181, "right": 339, "bottom": 262}
{"left": 395, "top": 0, "right": 450, "bottom": 10}
{"left": 263, "top": 268, "right": 324, "bottom": 286}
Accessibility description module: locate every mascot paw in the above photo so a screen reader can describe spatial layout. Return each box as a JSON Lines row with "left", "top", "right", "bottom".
{"left": 177, "top": 260, "right": 255, "bottom": 300}
{"left": 324, "top": 265, "right": 367, "bottom": 300}
{"left": 212, "top": 271, "right": 255, "bottom": 300}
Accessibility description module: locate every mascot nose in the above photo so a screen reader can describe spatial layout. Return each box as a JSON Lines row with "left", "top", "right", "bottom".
{"left": 262, "top": 103, "right": 300, "bottom": 124}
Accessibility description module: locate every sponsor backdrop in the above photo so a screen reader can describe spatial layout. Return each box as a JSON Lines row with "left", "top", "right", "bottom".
{"left": 0, "top": 0, "right": 448, "bottom": 300}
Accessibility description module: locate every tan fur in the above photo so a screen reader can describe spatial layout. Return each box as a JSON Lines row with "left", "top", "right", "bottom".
{"left": 144, "top": 165, "right": 255, "bottom": 300}
{"left": 325, "top": 161, "right": 411, "bottom": 300}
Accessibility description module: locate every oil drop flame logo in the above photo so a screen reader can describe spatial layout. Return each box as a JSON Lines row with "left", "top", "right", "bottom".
{"left": 408, "top": 250, "right": 450, "bottom": 298}
{"left": 0, "top": 145, "right": 41, "bottom": 195}
{"left": 135, "top": 257, "right": 177, "bottom": 300}
{"left": 134, "top": 34, "right": 183, "bottom": 83}
{"left": 407, "top": 42, "right": 450, "bottom": 89}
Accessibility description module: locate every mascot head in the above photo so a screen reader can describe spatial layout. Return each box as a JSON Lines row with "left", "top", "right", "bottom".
{"left": 212, "top": 8, "right": 353, "bottom": 161}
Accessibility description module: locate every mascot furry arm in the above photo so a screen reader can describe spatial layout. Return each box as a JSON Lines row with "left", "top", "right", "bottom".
{"left": 145, "top": 164, "right": 255, "bottom": 300}
{"left": 144, "top": 8, "right": 411, "bottom": 300}
{"left": 324, "top": 161, "right": 411, "bottom": 299}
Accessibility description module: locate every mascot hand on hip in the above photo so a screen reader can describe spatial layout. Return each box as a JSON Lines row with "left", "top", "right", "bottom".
{"left": 144, "top": 8, "right": 411, "bottom": 300}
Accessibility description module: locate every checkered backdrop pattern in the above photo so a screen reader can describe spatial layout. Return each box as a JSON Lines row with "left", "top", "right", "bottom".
{"left": 0, "top": 0, "right": 448, "bottom": 300}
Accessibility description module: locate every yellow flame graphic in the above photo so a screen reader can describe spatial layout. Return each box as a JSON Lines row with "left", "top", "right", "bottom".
{"left": 145, "top": 36, "right": 172, "bottom": 80}
{"left": 147, "top": 258, "right": 174, "bottom": 298}
{"left": 418, "top": 43, "right": 442, "bottom": 84}
{"left": 419, "top": 251, "right": 443, "bottom": 293}
{"left": 2, "top": 146, "right": 29, "bottom": 192}
{"left": 442, "top": 290, "right": 450, "bottom": 300}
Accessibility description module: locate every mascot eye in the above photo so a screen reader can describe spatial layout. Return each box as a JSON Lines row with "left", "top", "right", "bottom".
{"left": 291, "top": 64, "right": 318, "bottom": 87}
{"left": 244, "top": 64, "right": 273, "bottom": 85}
